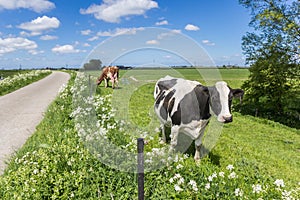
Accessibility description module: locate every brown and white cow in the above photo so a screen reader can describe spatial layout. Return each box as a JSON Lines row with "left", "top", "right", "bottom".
{"left": 154, "top": 76, "right": 244, "bottom": 160}
{"left": 96, "top": 66, "right": 119, "bottom": 89}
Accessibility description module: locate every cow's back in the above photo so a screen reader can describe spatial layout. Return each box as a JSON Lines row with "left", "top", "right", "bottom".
{"left": 154, "top": 76, "right": 210, "bottom": 125}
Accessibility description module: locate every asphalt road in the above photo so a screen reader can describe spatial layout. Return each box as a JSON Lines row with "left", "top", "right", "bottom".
{"left": 0, "top": 71, "right": 70, "bottom": 175}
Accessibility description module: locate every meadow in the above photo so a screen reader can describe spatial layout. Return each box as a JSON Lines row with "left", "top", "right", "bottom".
{"left": 0, "top": 68, "right": 299, "bottom": 199}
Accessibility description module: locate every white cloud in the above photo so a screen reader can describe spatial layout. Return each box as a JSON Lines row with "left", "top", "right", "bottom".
{"left": 0, "top": 0, "right": 55, "bottom": 13}
{"left": 20, "top": 31, "right": 41, "bottom": 37}
{"left": 155, "top": 20, "right": 168, "bottom": 26}
{"left": 28, "top": 49, "right": 44, "bottom": 55}
{"left": 0, "top": 37, "right": 37, "bottom": 54}
{"left": 17, "top": 16, "right": 60, "bottom": 35}
{"left": 157, "top": 29, "right": 181, "bottom": 40}
{"left": 81, "top": 29, "right": 92, "bottom": 35}
{"left": 40, "top": 35, "right": 58, "bottom": 40}
{"left": 202, "top": 40, "right": 215, "bottom": 46}
{"left": 97, "top": 27, "right": 145, "bottom": 37}
{"left": 88, "top": 36, "right": 99, "bottom": 41}
{"left": 88, "top": 27, "right": 139, "bottom": 41}
{"left": 51, "top": 44, "right": 80, "bottom": 54}
{"left": 184, "top": 24, "right": 200, "bottom": 31}
{"left": 80, "top": 0, "right": 158, "bottom": 23}
{"left": 146, "top": 39, "right": 159, "bottom": 45}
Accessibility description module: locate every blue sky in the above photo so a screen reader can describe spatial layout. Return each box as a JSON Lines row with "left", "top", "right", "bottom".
{"left": 0, "top": 0, "right": 252, "bottom": 69}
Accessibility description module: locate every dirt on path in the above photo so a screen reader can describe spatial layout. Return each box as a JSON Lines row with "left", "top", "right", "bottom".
{"left": 0, "top": 71, "right": 70, "bottom": 175}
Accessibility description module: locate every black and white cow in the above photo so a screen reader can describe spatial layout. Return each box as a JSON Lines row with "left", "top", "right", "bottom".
{"left": 154, "top": 76, "right": 244, "bottom": 160}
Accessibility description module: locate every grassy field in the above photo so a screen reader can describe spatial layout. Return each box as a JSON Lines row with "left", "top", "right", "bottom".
{"left": 125, "top": 69, "right": 299, "bottom": 183}
{"left": 0, "top": 69, "right": 31, "bottom": 78}
{"left": 89, "top": 68, "right": 300, "bottom": 195}
{"left": 0, "top": 68, "right": 299, "bottom": 199}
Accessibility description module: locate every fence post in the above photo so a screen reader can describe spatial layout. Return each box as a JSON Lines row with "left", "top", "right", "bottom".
{"left": 137, "top": 138, "right": 144, "bottom": 200}
{"left": 88, "top": 75, "right": 92, "bottom": 97}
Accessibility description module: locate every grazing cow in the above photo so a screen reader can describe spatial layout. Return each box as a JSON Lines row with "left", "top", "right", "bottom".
{"left": 96, "top": 66, "right": 119, "bottom": 89}
{"left": 154, "top": 76, "right": 244, "bottom": 160}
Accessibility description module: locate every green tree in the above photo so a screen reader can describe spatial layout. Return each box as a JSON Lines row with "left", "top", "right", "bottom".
{"left": 83, "top": 59, "right": 102, "bottom": 70}
{"left": 240, "top": 0, "right": 299, "bottom": 125}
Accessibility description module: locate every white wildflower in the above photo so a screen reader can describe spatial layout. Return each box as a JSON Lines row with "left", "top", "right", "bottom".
{"left": 274, "top": 179, "right": 285, "bottom": 188}
{"left": 212, "top": 172, "right": 217, "bottom": 178}
{"left": 219, "top": 171, "right": 225, "bottom": 178}
{"left": 208, "top": 172, "right": 217, "bottom": 181}
{"left": 234, "top": 188, "right": 243, "bottom": 197}
{"left": 174, "top": 184, "right": 183, "bottom": 192}
{"left": 174, "top": 173, "right": 181, "bottom": 179}
{"left": 252, "top": 184, "right": 262, "bottom": 194}
{"left": 205, "top": 183, "right": 210, "bottom": 190}
{"left": 178, "top": 177, "right": 184, "bottom": 185}
{"left": 281, "top": 190, "right": 291, "bottom": 199}
{"left": 169, "top": 177, "right": 174, "bottom": 183}
{"left": 226, "top": 164, "right": 234, "bottom": 171}
{"left": 176, "top": 164, "right": 183, "bottom": 169}
{"left": 188, "top": 180, "right": 198, "bottom": 192}
{"left": 33, "top": 169, "right": 39, "bottom": 174}
{"left": 228, "top": 172, "right": 237, "bottom": 179}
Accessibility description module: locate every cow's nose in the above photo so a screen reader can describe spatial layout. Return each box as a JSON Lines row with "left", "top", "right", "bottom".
{"left": 223, "top": 115, "right": 232, "bottom": 123}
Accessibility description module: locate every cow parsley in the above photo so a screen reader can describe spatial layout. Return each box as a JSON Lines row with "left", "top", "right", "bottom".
{"left": 174, "top": 185, "right": 183, "bottom": 192}
{"left": 205, "top": 183, "right": 210, "bottom": 190}
{"left": 188, "top": 180, "right": 198, "bottom": 192}
{"left": 252, "top": 184, "right": 262, "bottom": 194}
{"left": 234, "top": 188, "right": 243, "bottom": 197}
{"left": 226, "top": 164, "right": 234, "bottom": 171}
{"left": 228, "top": 172, "right": 237, "bottom": 179}
{"left": 274, "top": 179, "right": 285, "bottom": 188}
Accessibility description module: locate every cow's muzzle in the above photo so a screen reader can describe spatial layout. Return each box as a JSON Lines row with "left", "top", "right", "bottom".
{"left": 223, "top": 115, "right": 233, "bottom": 123}
{"left": 218, "top": 115, "right": 233, "bottom": 123}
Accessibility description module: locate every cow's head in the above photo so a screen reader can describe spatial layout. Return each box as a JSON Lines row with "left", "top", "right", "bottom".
{"left": 208, "top": 81, "right": 244, "bottom": 123}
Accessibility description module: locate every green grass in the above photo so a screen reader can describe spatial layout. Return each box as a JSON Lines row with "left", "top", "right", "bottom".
{"left": 214, "top": 113, "right": 300, "bottom": 185}
{"left": 0, "top": 68, "right": 299, "bottom": 199}
{"left": 127, "top": 69, "right": 300, "bottom": 185}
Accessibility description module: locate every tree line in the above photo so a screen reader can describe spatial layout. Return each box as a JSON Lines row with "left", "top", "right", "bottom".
{"left": 239, "top": 0, "right": 299, "bottom": 128}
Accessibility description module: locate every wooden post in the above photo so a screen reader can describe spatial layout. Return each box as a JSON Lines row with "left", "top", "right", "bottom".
{"left": 88, "top": 75, "right": 92, "bottom": 97}
{"left": 137, "top": 138, "right": 144, "bottom": 200}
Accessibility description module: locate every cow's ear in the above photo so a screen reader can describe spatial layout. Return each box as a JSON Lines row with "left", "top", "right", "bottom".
{"left": 232, "top": 89, "right": 244, "bottom": 98}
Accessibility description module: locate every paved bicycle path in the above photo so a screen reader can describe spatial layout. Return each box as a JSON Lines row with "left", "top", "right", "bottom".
{"left": 0, "top": 71, "right": 70, "bottom": 175}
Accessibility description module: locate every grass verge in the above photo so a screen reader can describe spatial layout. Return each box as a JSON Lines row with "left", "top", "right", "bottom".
{"left": 0, "top": 70, "right": 51, "bottom": 96}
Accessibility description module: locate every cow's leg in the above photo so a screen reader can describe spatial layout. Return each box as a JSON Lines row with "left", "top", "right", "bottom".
{"left": 104, "top": 78, "right": 108, "bottom": 88}
{"left": 194, "top": 127, "right": 206, "bottom": 161}
{"left": 170, "top": 126, "right": 180, "bottom": 150}
{"left": 160, "top": 124, "right": 166, "bottom": 143}
{"left": 115, "top": 78, "right": 119, "bottom": 88}
{"left": 111, "top": 79, "right": 115, "bottom": 89}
